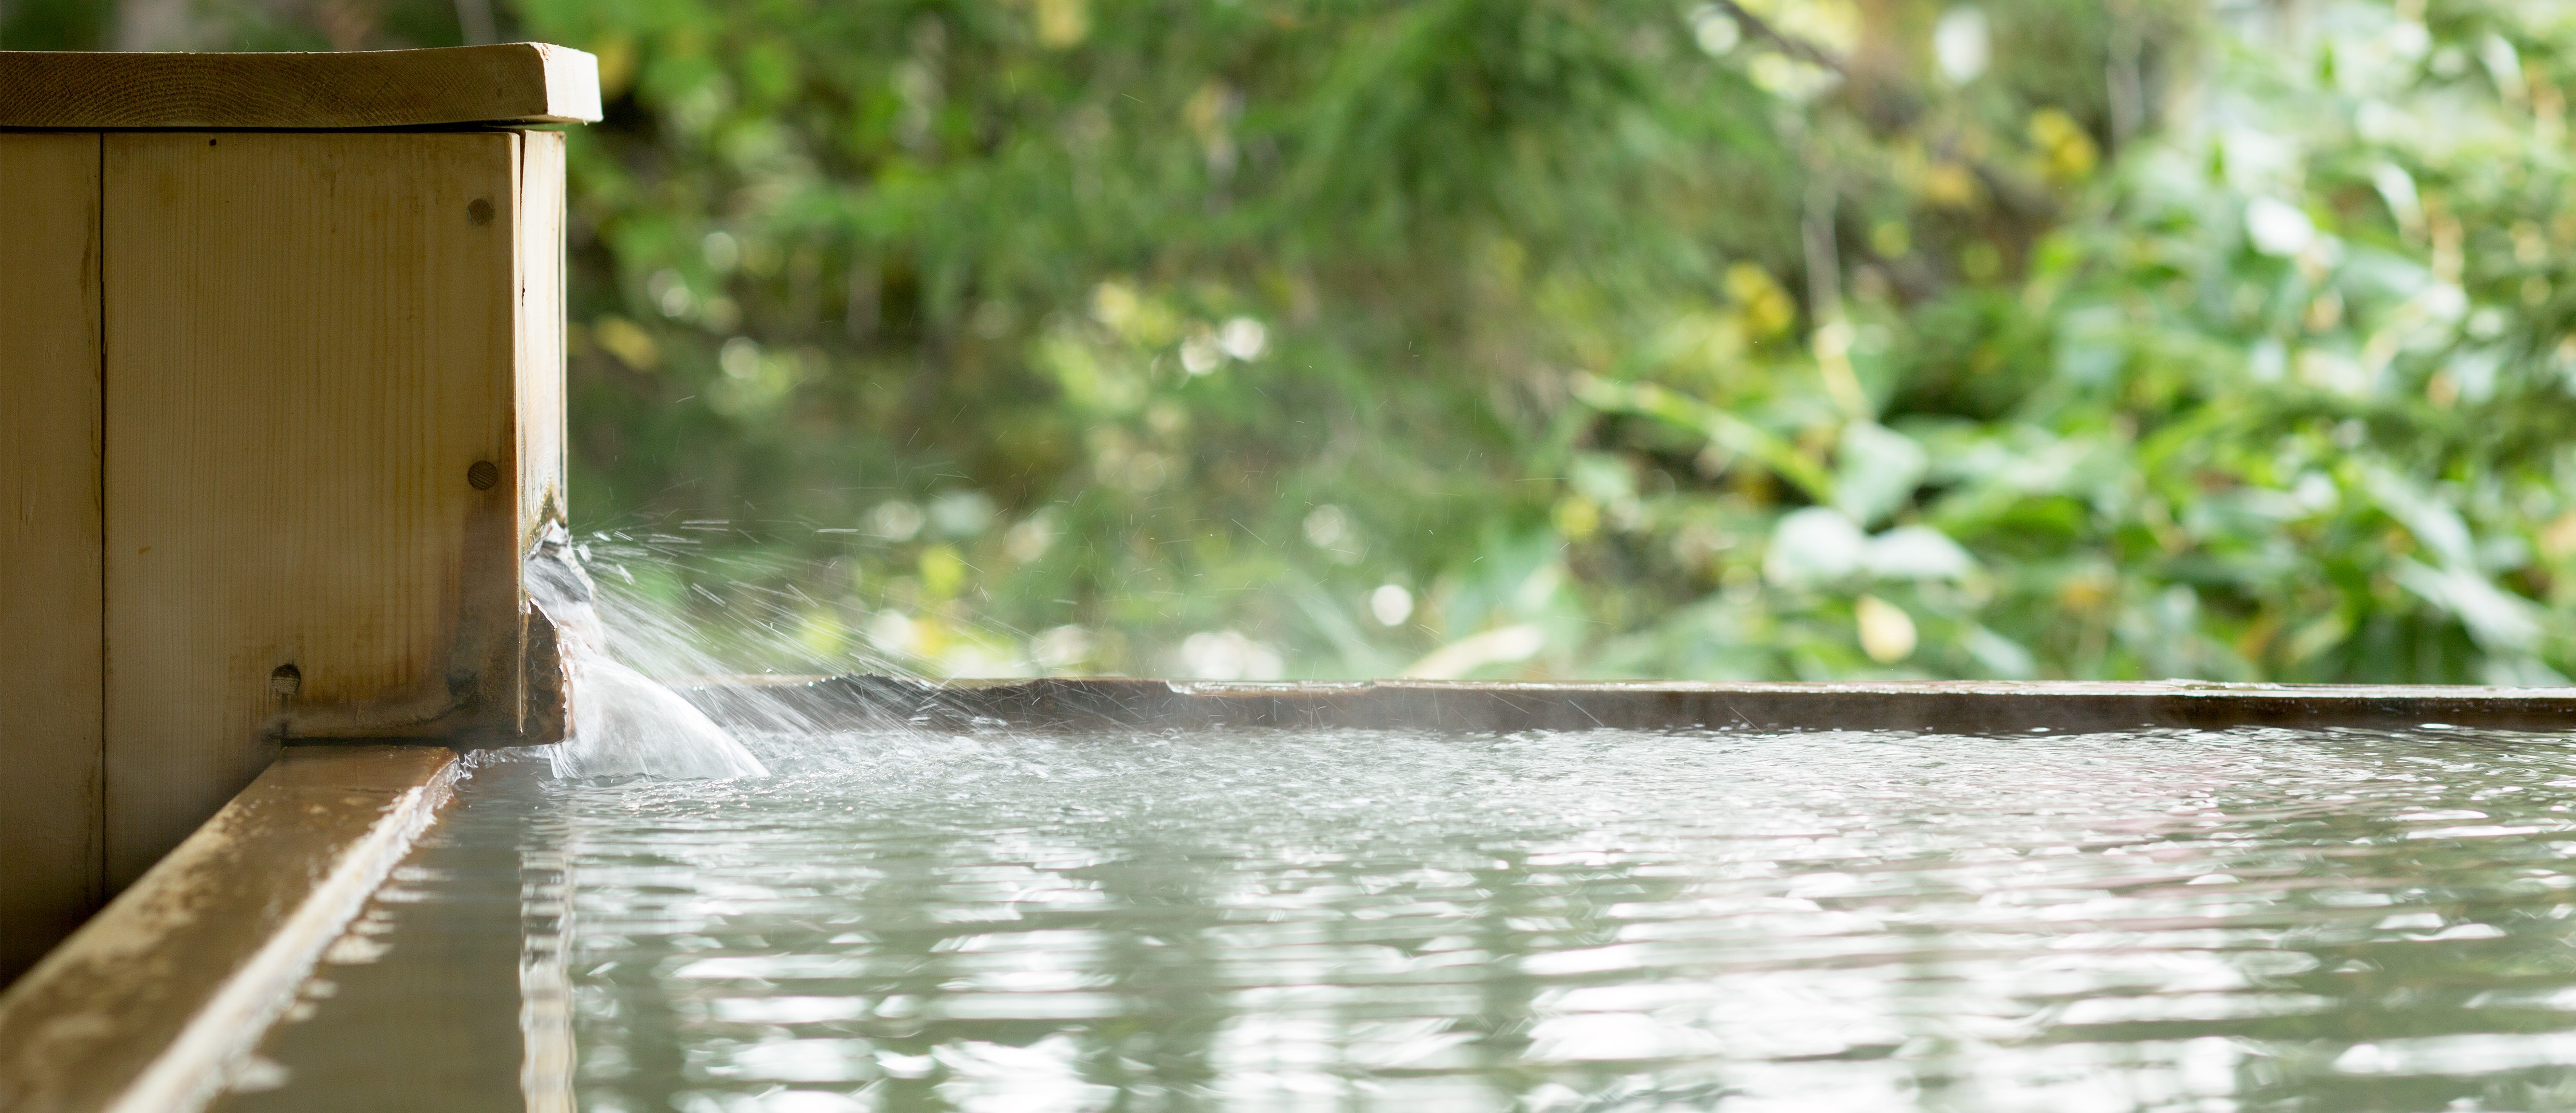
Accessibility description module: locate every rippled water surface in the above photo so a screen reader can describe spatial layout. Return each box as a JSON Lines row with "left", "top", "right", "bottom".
{"left": 231, "top": 726, "right": 2576, "bottom": 1111}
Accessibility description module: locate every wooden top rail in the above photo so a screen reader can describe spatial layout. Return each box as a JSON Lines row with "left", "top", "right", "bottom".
{"left": 0, "top": 44, "right": 600, "bottom": 129}
{"left": 694, "top": 676, "right": 2576, "bottom": 737}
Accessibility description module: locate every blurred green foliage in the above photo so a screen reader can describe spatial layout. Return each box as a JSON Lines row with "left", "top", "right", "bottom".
{"left": 64, "top": 0, "right": 2576, "bottom": 683}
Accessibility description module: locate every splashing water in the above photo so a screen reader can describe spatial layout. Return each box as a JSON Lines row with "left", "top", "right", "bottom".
{"left": 525, "top": 526, "right": 768, "bottom": 780}
{"left": 562, "top": 525, "right": 973, "bottom": 738}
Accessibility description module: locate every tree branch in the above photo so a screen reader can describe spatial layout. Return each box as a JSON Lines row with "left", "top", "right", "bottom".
{"left": 1703, "top": 0, "right": 1849, "bottom": 76}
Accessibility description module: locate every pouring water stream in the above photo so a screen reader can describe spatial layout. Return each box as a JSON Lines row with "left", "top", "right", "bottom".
{"left": 526, "top": 525, "right": 768, "bottom": 780}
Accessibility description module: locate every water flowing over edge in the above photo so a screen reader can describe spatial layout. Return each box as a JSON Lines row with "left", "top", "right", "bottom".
{"left": 526, "top": 524, "right": 769, "bottom": 780}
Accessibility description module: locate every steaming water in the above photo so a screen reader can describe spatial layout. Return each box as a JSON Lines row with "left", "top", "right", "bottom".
{"left": 224, "top": 724, "right": 2576, "bottom": 1111}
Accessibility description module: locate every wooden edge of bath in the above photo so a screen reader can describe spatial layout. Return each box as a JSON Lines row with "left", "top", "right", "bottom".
{"left": 0, "top": 44, "right": 601, "bottom": 129}
{"left": 0, "top": 745, "right": 460, "bottom": 1113}
{"left": 701, "top": 676, "right": 2576, "bottom": 735}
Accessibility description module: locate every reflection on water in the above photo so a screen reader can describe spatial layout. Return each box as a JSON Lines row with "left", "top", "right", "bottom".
{"left": 236, "top": 726, "right": 2576, "bottom": 1111}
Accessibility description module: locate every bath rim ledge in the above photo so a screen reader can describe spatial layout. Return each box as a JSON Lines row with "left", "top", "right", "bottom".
{"left": 0, "top": 744, "right": 460, "bottom": 1113}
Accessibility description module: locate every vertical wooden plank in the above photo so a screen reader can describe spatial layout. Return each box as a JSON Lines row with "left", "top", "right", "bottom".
{"left": 0, "top": 133, "right": 105, "bottom": 983}
{"left": 516, "top": 131, "right": 570, "bottom": 737}
{"left": 104, "top": 132, "right": 525, "bottom": 887}
{"left": 517, "top": 130, "right": 568, "bottom": 538}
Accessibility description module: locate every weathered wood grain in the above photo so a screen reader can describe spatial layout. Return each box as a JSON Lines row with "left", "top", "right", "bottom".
{"left": 0, "top": 44, "right": 598, "bottom": 129}
{"left": 102, "top": 131, "right": 528, "bottom": 887}
{"left": 0, "top": 133, "right": 106, "bottom": 986}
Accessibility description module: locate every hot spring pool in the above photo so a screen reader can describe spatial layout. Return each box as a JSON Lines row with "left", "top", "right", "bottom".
{"left": 217, "top": 725, "right": 2576, "bottom": 1111}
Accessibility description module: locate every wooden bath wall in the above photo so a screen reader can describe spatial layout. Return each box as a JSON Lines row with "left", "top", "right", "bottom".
{"left": 0, "top": 45, "right": 598, "bottom": 982}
